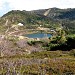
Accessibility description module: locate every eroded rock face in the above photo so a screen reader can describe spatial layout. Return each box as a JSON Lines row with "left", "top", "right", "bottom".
{"left": 16, "top": 39, "right": 28, "bottom": 48}
{"left": 0, "top": 39, "right": 15, "bottom": 56}
{"left": 0, "top": 38, "right": 42, "bottom": 56}
{"left": 16, "top": 39, "right": 42, "bottom": 53}
{"left": 44, "top": 9, "right": 51, "bottom": 16}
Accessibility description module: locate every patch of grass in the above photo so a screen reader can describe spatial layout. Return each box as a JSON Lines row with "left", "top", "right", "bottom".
{"left": 0, "top": 58, "right": 75, "bottom": 75}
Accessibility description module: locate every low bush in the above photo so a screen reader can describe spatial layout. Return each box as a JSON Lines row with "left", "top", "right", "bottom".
{"left": 44, "top": 34, "right": 75, "bottom": 51}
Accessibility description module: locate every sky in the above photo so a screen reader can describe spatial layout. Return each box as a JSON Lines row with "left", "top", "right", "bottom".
{"left": 0, "top": 0, "right": 75, "bottom": 16}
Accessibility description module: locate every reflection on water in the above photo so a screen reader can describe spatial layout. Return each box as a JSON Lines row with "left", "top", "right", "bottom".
{"left": 25, "top": 33, "right": 52, "bottom": 38}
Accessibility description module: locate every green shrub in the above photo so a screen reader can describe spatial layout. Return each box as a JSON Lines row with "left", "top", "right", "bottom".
{"left": 44, "top": 34, "right": 75, "bottom": 51}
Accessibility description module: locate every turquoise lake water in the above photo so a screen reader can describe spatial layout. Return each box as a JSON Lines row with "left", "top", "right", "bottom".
{"left": 25, "top": 33, "right": 52, "bottom": 38}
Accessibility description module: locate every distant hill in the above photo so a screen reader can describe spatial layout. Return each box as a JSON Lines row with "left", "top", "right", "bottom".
{"left": 0, "top": 9, "right": 60, "bottom": 31}
{"left": 0, "top": 10, "right": 57, "bottom": 25}
{"left": 32, "top": 8, "right": 75, "bottom": 20}
{"left": 0, "top": 8, "right": 75, "bottom": 34}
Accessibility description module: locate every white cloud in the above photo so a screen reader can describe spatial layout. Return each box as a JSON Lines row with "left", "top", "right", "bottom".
{"left": 0, "top": 0, "right": 12, "bottom": 16}
{"left": 56, "top": 0, "right": 75, "bottom": 8}
{"left": 0, "top": 0, "right": 5, "bottom": 10}
{"left": 1, "top": 0, "right": 75, "bottom": 10}
{"left": 7, "top": 0, "right": 62, "bottom": 10}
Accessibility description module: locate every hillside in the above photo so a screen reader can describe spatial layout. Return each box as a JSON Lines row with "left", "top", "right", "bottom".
{"left": 0, "top": 10, "right": 59, "bottom": 26}
{"left": 32, "top": 8, "right": 75, "bottom": 34}
{"left": 0, "top": 8, "right": 75, "bottom": 34}
{"left": 32, "top": 8, "right": 75, "bottom": 20}
{"left": 0, "top": 10, "right": 60, "bottom": 34}
{"left": 0, "top": 8, "right": 75, "bottom": 75}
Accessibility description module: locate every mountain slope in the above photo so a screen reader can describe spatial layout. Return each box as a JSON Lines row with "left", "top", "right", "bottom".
{"left": 0, "top": 8, "right": 75, "bottom": 34}
{"left": 32, "top": 8, "right": 75, "bottom": 20}
{"left": 0, "top": 10, "right": 60, "bottom": 28}
{"left": 32, "top": 8, "right": 75, "bottom": 33}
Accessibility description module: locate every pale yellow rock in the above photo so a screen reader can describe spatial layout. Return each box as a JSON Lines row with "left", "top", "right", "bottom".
{"left": 0, "top": 51, "right": 4, "bottom": 57}
{"left": 18, "top": 36, "right": 25, "bottom": 40}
